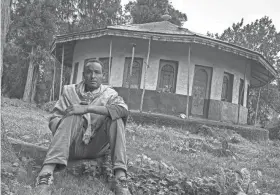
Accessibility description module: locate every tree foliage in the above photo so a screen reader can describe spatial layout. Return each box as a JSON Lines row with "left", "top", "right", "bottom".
{"left": 55, "top": 0, "right": 124, "bottom": 33}
{"left": 207, "top": 17, "right": 280, "bottom": 67}
{"left": 1, "top": 0, "right": 12, "bottom": 78}
{"left": 2, "top": 0, "right": 57, "bottom": 102}
{"left": 2, "top": 0, "right": 125, "bottom": 103}
{"left": 208, "top": 16, "right": 280, "bottom": 126}
{"left": 2, "top": 0, "right": 187, "bottom": 103}
{"left": 125, "top": 0, "right": 187, "bottom": 26}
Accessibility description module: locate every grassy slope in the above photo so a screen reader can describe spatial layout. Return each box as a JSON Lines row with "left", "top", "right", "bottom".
{"left": 1, "top": 97, "right": 280, "bottom": 195}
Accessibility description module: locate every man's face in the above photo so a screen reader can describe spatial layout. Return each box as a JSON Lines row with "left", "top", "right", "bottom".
{"left": 83, "top": 62, "right": 103, "bottom": 91}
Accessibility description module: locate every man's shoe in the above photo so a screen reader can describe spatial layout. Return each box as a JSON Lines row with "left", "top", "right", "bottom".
{"left": 114, "top": 176, "right": 131, "bottom": 195}
{"left": 34, "top": 172, "right": 54, "bottom": 195}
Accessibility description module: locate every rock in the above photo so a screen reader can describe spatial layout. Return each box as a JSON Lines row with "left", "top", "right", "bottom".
{"left": 179, "top": 114, "right": 186, "bottom": 119}
{"left": 12, "top": 162, "right": 19, "bottom": 167}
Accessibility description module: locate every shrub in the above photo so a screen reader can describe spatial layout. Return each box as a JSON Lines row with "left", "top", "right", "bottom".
{"left": 268, "top": 126, "right": 280, "bottom": 140}
{"left": 41, "top": 101, "right": 56, "bottom": 112}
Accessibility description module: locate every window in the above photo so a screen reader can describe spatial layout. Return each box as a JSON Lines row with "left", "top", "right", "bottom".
{"left": 221, "top": 72, "right": 233, "bottom": 102}
{"left": 123, "top": 57, "right": 143, "bottom": 89}
{"left": 157, "top": 60, "right": 178, "bottom": 93}
{"left": 239, "top": 79, "right": 245, "bottom": 106}
{"left": 72, "top": 62, "right": 79, "bottom": 84}
{"left": 99, "top": 57, "right": 112, "bottom": 84}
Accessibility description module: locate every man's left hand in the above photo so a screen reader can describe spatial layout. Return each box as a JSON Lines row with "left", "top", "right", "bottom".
{"left": 65, "top": 104, "right": 88, "bottom": 116}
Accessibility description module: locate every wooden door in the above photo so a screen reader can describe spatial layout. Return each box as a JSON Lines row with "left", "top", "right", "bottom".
{"left": 123, "top": 57, "right": 143, "bottom": 89}
{"left": 191, "top": 65, "right": 212, "bottom": 117}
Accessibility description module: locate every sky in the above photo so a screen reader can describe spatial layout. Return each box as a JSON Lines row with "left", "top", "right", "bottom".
{"left": 121, "top": 0, "right": 280, "bottom": 35}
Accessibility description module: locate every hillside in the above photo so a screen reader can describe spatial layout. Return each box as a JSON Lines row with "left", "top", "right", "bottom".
{"left": 1, "top": 97, "right": 280, "bottom": 195}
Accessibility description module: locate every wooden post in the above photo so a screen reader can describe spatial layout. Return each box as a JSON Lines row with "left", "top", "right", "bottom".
{"left": 108, "top": 39, "right": 112, "bottom": 85}
{"left": 237, "top": 63, "right": 247, "bottom": 124}
{"left": 186, "top": 44, "right": 191, "bottom": 118}
{"left": 51, "top": 50, "right": 56, "bottom": 101}
{"left": 267, "top": 70, "right": 269, "bottom": 100}
{"left": 70, "top": 59, "right": 74, "bottom": 84}
{"left": 255, "top": 82, "right": 262, "bottom": 126}
{"left": 140, "top": 37, "right": 152, "bottom": 112}
{"left": 127, "top": 43, "right": 136, "bottom": 110}
{"left": 59, "top": 44, "right": 64, "bottom": 96}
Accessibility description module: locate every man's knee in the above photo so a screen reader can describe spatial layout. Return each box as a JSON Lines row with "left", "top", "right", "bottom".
{"left": 52, "top": 115, "right": 84, "bottom": 135}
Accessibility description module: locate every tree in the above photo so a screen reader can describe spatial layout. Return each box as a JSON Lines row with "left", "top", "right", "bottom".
{"left": 207, "top": 16, "right": 280, "bottom": 126}
{"left": 55, "top": 0, "right": 124, "bottom": 34}
{"left": 207, "top": 17, "right": 280, "bottom": 67}
{"left": 1, "top": 0, "right": 20, "bottom": 168}
{"left": 1, "top": 0, "right": 11, "bottom": 79}
{"left": 2, "top": 0, "right": 126, "bottom": 102}
{"left": 7, "top": 0, "right": 57, "bottom": 102}
{"left": 125, "top": 0, "right": 187, "bottom": 26}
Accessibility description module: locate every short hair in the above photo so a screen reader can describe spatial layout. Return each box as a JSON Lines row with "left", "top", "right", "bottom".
{"left": 84, "top": 59, "right": 103, "bottom": 70}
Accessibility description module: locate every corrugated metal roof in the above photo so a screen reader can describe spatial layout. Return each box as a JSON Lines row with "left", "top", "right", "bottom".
{"left": 108, "top": 21, "right": 194, "bottom": 35}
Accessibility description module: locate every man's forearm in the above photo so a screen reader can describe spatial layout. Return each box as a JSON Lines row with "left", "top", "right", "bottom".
{"left": 86, "top": 105, "right": 110, "bottom": 116}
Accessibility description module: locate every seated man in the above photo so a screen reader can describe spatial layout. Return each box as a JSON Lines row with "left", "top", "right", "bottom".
{"left": 35, "top": 59, "right": 130, "bottom": 195}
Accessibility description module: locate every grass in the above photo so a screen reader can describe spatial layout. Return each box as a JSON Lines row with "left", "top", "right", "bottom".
{"left": 1, "top": 97, "right": 280, "bottom": 195}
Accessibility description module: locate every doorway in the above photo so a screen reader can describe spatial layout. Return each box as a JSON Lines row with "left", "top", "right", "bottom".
{"left": 191, "top": 65, "right": 212, "bottom": 118}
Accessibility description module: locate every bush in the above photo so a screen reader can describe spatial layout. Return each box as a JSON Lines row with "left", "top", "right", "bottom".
{"left": 41, "top": 101, "right": 56, "bottom": 112}
{"left": 268, "top": 126, "right": 280, "bottom": 140}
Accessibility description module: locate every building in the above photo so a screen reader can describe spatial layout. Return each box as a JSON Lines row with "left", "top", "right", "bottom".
{"left": 51, "top": 19, "right": 277, "bottom": 125}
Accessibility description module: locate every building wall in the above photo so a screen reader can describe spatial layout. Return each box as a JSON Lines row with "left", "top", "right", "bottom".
{"left": 71, "top": 36, "right": 252, "bottom": 124}
{"left": 72, "top": 36, "right": 251, "bottom": 106}
{"left": 190, "top": 44, "right": 251, "bottom": 105}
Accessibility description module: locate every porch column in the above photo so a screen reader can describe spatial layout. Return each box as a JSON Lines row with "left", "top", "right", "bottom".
{"left": 140, "top": 36, "right": 152, "bottom": 112}
{"left": 70, "top": 60, "right": 74, "bottom": 84}
{"left": 108, "top": 39, "right": 112, "bottom": 84}
{"left": 186, "top": 44, "right": 191, "bottom": 118}
{"left": 255, "top": 81, "right": 262, "bottom": 126}
{"left": 59, "top": 44, "right": 65, "bottom": 95}
{"left": 51, "top": 56, "right": 56, "bottom": 101}
{"left": 127, "top": 43, "right": 136, "bottom": 110}
{"left": 237, "top": 63, "right": 248, "bottom": 124}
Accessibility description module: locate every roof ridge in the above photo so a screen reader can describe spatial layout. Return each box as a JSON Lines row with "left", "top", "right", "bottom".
{"left": 108, "top": 20, "right": 179, "bottom": 28}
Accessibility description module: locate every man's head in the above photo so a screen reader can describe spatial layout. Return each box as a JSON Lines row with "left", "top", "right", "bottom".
{"left": 83, "top": 59, "right": 103, "bottom": 91}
